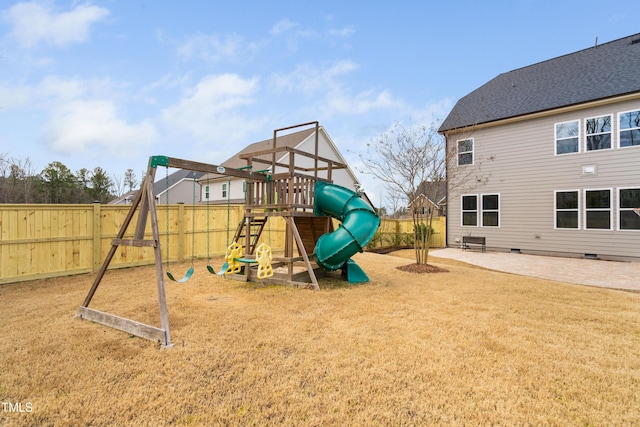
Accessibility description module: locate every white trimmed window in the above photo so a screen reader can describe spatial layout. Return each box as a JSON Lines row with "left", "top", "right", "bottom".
{"left": 481, "top": 194, "right": 500, "bottom": 227}
{"left": 457, "top": 138, "right": 473, "bottom": 165}
{"left": 585, "top": 189, "right": 612, "bottom": 230}
{"left": 585, "top": 114, "right": 612, "bottom": 151}
{"left": 222, "top": 183, "right": 227, "bottom": 198}
{"left": 619, "top": 110, "right": 640, "bottom": 148}
{"left": 555, "top": 190, "right": 579, "bottom": 229}
{"left": 619, "top": 188, "right": 640, "bottom": 230}
{"left": 461, "top": 195, "right": 478, "bottom": 226}
{"left": 555, "top": 120, "right": 580, "bottom": 154}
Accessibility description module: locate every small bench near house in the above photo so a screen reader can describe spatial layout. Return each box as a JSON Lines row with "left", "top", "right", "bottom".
{"left": 462, "top": 236, "right": 486, "bottom": 252}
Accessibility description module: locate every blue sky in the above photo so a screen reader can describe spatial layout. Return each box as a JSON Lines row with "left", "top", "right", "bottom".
{"left": 0, "top": 0, "right": 637, "bottom": 206}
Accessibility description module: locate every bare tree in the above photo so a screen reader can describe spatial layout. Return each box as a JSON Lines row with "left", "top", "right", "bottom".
{"left": 111, "top": 173, "right": 125, "bottom": 198}
{"left": 358, "top": 119, "right": 446, "bottom": 265}
{"left": 385, "top": 187, "right": 407, "bottom": 219}
{"left": 124, "top": 168, "right": 138, "bottom": 192}
{"left": 0, "top": 154, "right": 37, "bottom": 203}
{"left": 10, "top": 157, "right": 37, "bottom": 203}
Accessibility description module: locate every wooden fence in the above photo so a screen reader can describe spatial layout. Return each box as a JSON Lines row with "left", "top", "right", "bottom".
{"left": 371, "top": 217, "right": 446, "bottom": 250}
{"left": 0, "top": 204, "right": 445, "bottom": 285}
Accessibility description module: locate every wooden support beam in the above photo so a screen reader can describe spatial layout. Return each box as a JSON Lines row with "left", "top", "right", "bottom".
{"left": 76, "top": 306, "right": 169, "bottom": 346}
{"left": 163, "top": 157, "right": 266, "bottom": 181}
{"left": 78, "top": 162, "right": 173, "bottom": 348}
{"left": 112, "top": 239, "right": 157, "bottom": 247}
{"left": 286, "top": 217, "right": 319, "bottom": 290}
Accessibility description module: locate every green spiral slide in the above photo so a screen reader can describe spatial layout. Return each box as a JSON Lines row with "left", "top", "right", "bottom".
{"left": 312, "top": 181, "right": 381, "bottom": 283}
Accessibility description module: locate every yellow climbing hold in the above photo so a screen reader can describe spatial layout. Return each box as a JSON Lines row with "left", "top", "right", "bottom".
{"left": 255, "top": 243, "right": 274, "bottom": 279}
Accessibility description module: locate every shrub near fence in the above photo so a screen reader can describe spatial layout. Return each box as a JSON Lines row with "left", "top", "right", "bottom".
{"left": 0, "top": 204, "right": 446, "bottom": 285}
{"left": 370, "top": 217, "right": 446, "bottom": 250}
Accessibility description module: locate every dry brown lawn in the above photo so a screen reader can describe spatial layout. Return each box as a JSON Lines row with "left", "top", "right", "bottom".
{"left": 1, "top": 251, "right": 640, "bottom": 426}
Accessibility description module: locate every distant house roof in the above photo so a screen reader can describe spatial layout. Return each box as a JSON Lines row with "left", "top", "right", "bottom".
{"left": 201, "top": 127, "right": 317, "bottom": 180}
{"left": 440, "top": 33, "right": 640, "bottom": 132}
{"left": 153, "top": 169, "right": 205, "bottom": 198}
{"left": 409, "top": 180, "right": 447, "bottom": 207}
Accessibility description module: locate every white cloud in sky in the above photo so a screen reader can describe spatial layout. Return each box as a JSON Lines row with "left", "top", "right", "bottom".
{"left": 327, "top": 88, "right": 403, "bottom": 115}
{"left": 270, "top": 60, "right": 359, "bottom": 94}
{"left": 270, "top": 19, "right": 297, "bottom": 35}
{"left": 3, "top": 1, "right": 109, "bottom": 48}
{"left": 45, "top": 99, "right": 156, "bottom": 155}
{"left": 161, "top": 73, "right": 264, "bottom": 144}
{"left": 329, "top": 25, "right": 355, "bottom": 38}
{"left": 176, "top": 32, "right": 260, "bottom": 63}
{"left": 269, "top": 60, "right": 404, "bottom": 117}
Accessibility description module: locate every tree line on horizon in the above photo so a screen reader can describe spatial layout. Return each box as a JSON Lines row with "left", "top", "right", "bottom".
{"left": 0, "top": 154, "right": 139, "bottom": 204}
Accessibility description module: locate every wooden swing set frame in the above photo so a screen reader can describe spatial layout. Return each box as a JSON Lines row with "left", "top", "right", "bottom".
{"left": 77, "top": 121, "right": 350, "bottom": 347}
{"left": 76, "top": 155, "right": 260, "bottom": 347}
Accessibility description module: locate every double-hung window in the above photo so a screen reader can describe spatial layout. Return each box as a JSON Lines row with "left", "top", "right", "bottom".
{"left": 619, "top": 110, "right": 640, "bottom": 148}
{"left": 462, "top": 194, "right": 500, "bottom": 227}
{"left": 585, "top": 189, "right": 612, "bottom": 230}
{"left": 222, "top": 183, "right": 227, "bottom": 198}
{"left": 481, "top": 194, "right": 499, "bottom": 227}
{"left": 555, "top": 120, "right": 579, "bottom": 154}
{"left": 457, "top": 138, "right": 473, "bottom": 165}
{"left": 461, "top": 195, "right": 478, "bottom": 226}
{"left": 585, "top": 114, "right": 612, "bottom": 151}
{"left": 619, "top": 188, "right": 640, "bottom": 230}
{"left": 555, "top": 190, "right": 579, "bottom": 229}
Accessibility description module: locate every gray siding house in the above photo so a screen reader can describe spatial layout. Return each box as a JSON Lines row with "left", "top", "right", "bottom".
{"left": 109, "top": 169, "right": 205, "bottom": 205}
{"left": 440, "top": 33, "right": 640, "bottom": 261}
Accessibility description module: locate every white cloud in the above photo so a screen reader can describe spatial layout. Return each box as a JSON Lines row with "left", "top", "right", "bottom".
{"left": 328, "top": 89, "right": 403, "bottom": 115}
{"left": 269, "top": 60, "right": 404, "bottom": 116}
{"left": 270, "top": 19, "right": 297, "bottom": 35}
{"left": 329, "top": 25, "right": 355, "bottom": 38}
{"left": 45, "top": 99, "right": 156, "bottom": 155}
{"left": 161, "top": 74, "right": 264, "bottom": 143}
{"left": 3, "top": 1, "right": 109, "bottom": 48}
{"left": 176, "top": 32, "right": 259, "bottom": 63}
{"left": 270, "top": 60, "right": 359, "bottom": 94}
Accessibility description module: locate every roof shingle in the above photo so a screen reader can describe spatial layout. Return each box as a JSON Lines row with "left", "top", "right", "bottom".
{"left": 440, "top": 33, "right": 640, "bottom": 132}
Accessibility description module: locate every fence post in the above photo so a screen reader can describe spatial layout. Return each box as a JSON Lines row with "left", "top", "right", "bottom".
{"left": 93, "top": 202, "right": 101, "bottom": 272}
{"left": 177, "top": 203, "right": 185, "bottom": 262}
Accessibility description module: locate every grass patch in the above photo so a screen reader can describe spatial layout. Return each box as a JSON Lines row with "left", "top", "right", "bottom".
{"left": 1, "top": 252, "right": 639, "bottom": 425}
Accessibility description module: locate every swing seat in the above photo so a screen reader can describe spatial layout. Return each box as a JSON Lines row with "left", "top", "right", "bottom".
{"left": 214, "top": 262, "right": 229, "bottom": 276}
{"left": 166, "top": 266, "right": 194, "bottom": 283}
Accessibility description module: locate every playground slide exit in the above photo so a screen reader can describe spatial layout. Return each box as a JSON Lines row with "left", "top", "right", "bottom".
{"left": 313, "top": 181, "right": 380, "bottom": 282}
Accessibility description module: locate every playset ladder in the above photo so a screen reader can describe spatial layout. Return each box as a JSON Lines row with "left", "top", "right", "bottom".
{"left": 233, "top": 216, "right": 267, "bottom": 254}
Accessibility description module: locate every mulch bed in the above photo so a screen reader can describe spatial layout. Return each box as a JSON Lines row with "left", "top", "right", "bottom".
{"left": 396, "top": 263, "right": 449, "bottom": 274}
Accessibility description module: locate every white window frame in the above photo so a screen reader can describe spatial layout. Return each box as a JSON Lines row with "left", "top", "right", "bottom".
{"left": 617, "top": 187, "right": 640, "bottom": 231}
{"left": 554, "top": 190, "right": 580, "bottom": 230}
{"left": 554, "top": 119, "right": 580, "bottom": 155}
{"left": 481, "top": 193, "right": 500, "bottom": 227}
{"left": 618, "top": 109, "right": 640, "bottom": 149}
{"left": 585, "top": 114, "right": 613, "bottom": 152}
{"left": 461, "top": 194, "right": 478, "bottom": 227}
{"left": 584, "top": 188, "right": 612, "bottom": 230}
{"left": 222, "top": 183, "right": 227, "bottom": 198}
{"left": 457, "top": 138, "right": 474, "bottom": 166}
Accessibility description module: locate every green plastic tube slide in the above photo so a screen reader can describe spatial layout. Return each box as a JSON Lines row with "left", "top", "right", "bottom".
{"left": 312, "top": 181, "right": 380, "bottom": 274}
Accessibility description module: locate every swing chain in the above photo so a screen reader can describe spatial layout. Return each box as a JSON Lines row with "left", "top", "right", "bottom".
{"left": 191, "top": 174, "right": 196, "bottom": 268}
{"left": 165, "top": 166, "right": 170, "bottom": 267}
